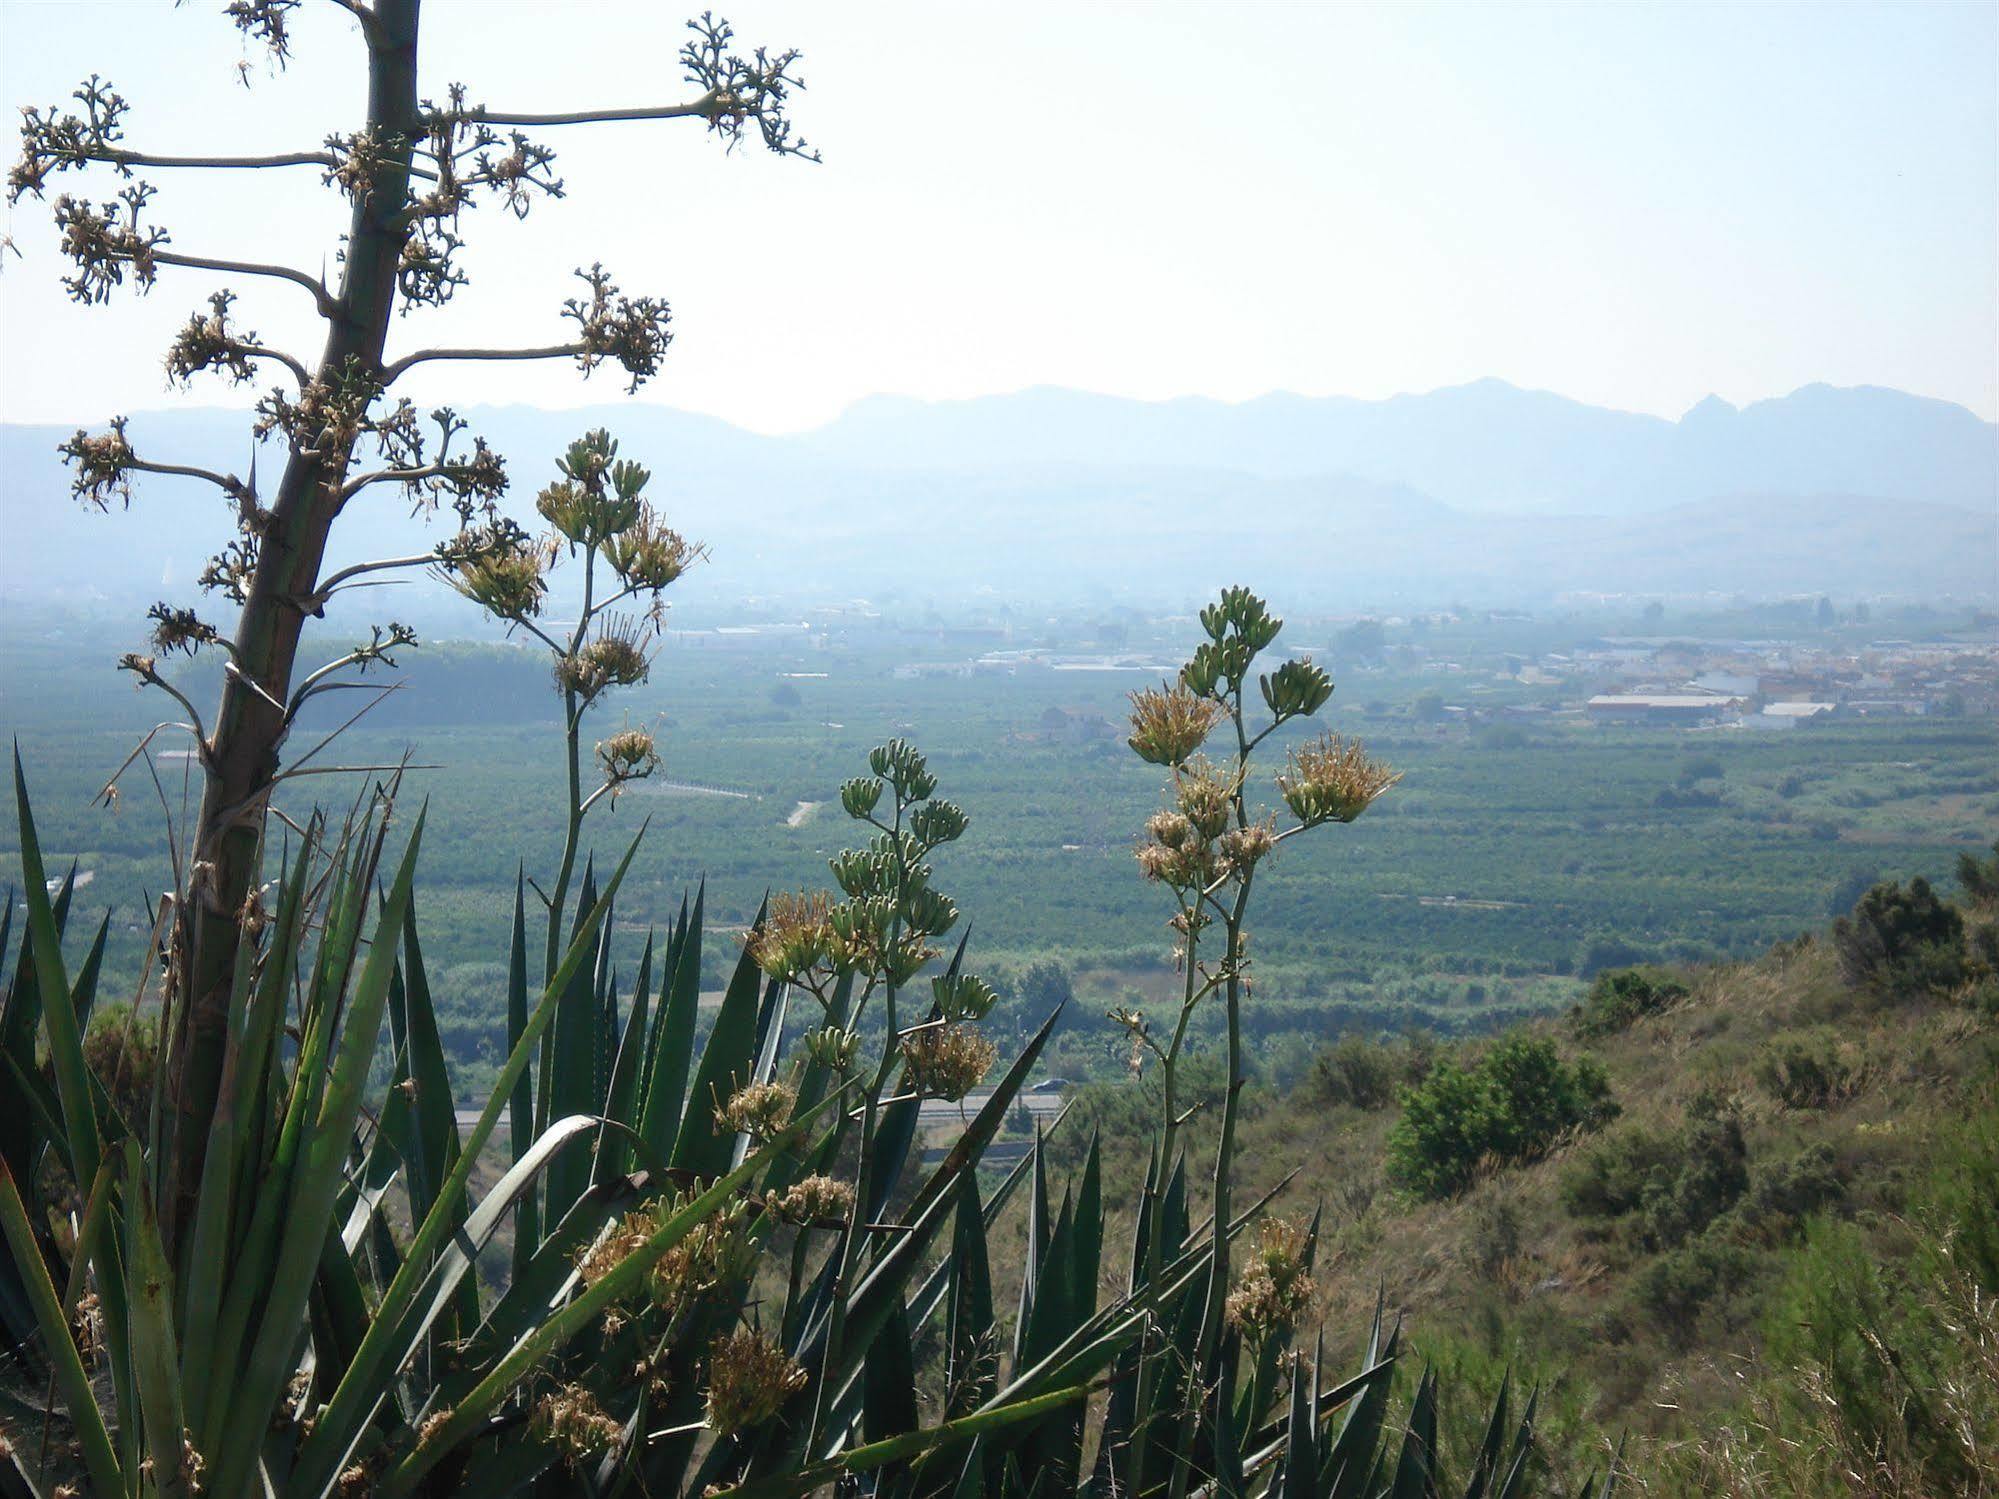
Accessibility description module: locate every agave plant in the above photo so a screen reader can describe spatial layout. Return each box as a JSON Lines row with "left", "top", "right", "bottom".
{"left": 2, "top": 589, "right": 1624, "bottom": 1498}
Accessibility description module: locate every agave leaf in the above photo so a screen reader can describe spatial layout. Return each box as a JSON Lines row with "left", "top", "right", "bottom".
{"left": 863, "top": 1297, "right": 921, "bottom": 1444}
{"left": 198, "top": 810, "right": 384, "bottom": 1458}
{"left": 372, "top": 1113, "right": 598, "bottom": 1394}
{"left": 713, "top": 1385, "right": 1093, "bottom": 1499}
{"left": 1461, "top": 1371, "right": 1511, "bottom": 1499}
{"left": 1274, "top": 1335, "right": 1319, "bottom": 1499}
{"left": 176, "top": 827, "right": 300, "bottom": 1437}
{"left": 204, "top": 806, "right": 428, "bottom": 1499}
{"left": 1390, "top": 1367, "right": 1440, "bottom": 1499}
{"left": 442, "top": 1168, "right": 650, "bottom": 1405}
{"left": 379, "top": 1104, "right": 840, "bottom": 1497}
{"left": 289, "top": 826, "right": 647, "bottom": 1499}
{"left": 506, "top": 869, "right": 539, "bottom": 1274}
{"left": 670, "top": 896, "right": 770, "bottom": 1179}
{"left": 800, "top": 1005, "right": 1065, "bottom": 1427}
{"left": 637, "top": 882, "right": 704, "bottom": 1167}
{"left": 0, "top": 1156, "right": 122, "bottom": 1499}
{"left": 1321, "top": 1299, "right": 1402, "bottom": 1496}
{"left": 11, "top": 751, "right": 97, "bottom": 1190}
{"left": 124, "top": 1138, "right": 194, "bottom": 1499}
{"left": 545, "top": 867, "right": 605, "bottom": 1225}
{"left": 943, "top": 1177, "right": 997, "bottom": 1419}
{"left": 597, "top": 931, "right": 655, "bottom": 1182}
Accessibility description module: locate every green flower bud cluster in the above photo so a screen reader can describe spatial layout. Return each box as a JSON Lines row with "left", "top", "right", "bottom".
{"left": 1259, "top": 657, "right": 1333, "bottom": 720}
{"left": 868, "top": 738, "right": 937, "bottom": 802}
{"left": 932, "top": 973, "right": 998, "bottom": 1023}
{"left": 802, "top": 1024, "right": 861, "bottom": 1072}
{"left": 839, "top": 776, "right": 883, "bottom": 818}
{"left": 538, "top": 428, "right": 649, "bottom": 546}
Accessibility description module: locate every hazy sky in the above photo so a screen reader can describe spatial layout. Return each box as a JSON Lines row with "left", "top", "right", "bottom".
{"left": 1, "top": 0, "right": 1994, "bottom": 432}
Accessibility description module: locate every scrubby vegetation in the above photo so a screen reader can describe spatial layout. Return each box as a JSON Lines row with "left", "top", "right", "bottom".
{"left": 1054, "top": 844, "right": 1999, "bottom": 1494}
{"left": 1385, "top": 1037, "right": 1617, "bottom": 1199}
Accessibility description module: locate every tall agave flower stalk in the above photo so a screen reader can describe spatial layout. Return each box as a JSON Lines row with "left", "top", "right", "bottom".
{"left": 436, "top": 426, "right": 702, "bottom": 984}
{"left": 1, "top": 589, "right": 1621, "bottom": 1498}
{"left": 1111, "top": 585, "right": 1402, "bottom": 1494}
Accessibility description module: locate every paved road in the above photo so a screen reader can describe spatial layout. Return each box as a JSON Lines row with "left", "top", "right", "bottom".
{"left": 453, "top": 1087, "right": 1068, "bottom": 1138}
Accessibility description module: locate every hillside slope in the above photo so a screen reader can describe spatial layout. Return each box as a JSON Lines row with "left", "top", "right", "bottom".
{"left": 1054, "top": 859, "right": 1999, "bottom": 1493}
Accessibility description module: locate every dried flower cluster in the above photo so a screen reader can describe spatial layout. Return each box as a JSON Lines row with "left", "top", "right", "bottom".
{"left": 165, "top": 291, "right": 260, "bottom": 386}
{"left": 605, "top": 512, "right": 702, "bottom": 593}
{"left": 8, "top": 74, "right": 130, "bottom": 203}
{"left": 749, "top": 891, "right": 835, "bottom": 982}
{"left": 532, "top": 1383, "right": 623, "bottom": 1463}
{"left": 714, "top": 1079, "right": 797, "bottom": 1141}
{"left": 595, "top": 726, "right": 660, "bottom": 791}
{"left": 650, "top": 1198, "right": 754, "bottom": 1311}
{"left": 453, "top": 547, "right": 546, "bottom": 621}
{"left": 802, "top": 1023, "right": 861, "bottom": 1073}
{"left": 770, "top": 1173, "right": 855, "bottom": 1226}
{"left": 575, "top": 1207, "right": 659, "bottom": 1291}
{"left": 903, "top": 1023, "right": 999, "bottom": 1102}
{"left": 1127, "top": 684, "right": 1224, "bottom": 768}
{"left": 51, "top": 184, "right": 163, "bottom": 302}
{"left": 1224, "top": 1217, "right": 1316, "bottom": 1340}
{"left": 59, "top": 417, "right": 138, "bottom": 510}
{"left": 146, "top": 602, "right": 220, "bottom": 658}
{"left": 703, "top": 1328, "right": 808, "bottom": 1436}
{"left": 564, "top": 264, "right": 674, "bottom": 393}
{"left": 680, "top": 14, "right": 820, "bottom": 160}
{"left": 1135, "top": 758, "right": 1255, "bottom": 892}
{"left": 557, "top": 624, "right": 653, "bottom": 703}
{"left": 1276, "top": 733, "right": 1401, "bottom": 827}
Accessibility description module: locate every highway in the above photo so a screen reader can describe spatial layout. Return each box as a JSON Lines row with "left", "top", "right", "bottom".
{"left": 452, "top": 1086, "right": 1068, "bottom": 1139}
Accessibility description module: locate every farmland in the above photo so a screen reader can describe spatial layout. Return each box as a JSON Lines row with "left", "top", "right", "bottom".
{"left": 5, "top": 600, "right": 1994, "bottom": 1095}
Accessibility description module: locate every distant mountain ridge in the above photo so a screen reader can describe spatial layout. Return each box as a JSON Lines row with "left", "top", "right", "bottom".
{"left": 2, "top": 380, "right": 1993, "bottom": 609}
{"left": 793, "top": 379, "right": 1998, "bottom": 515}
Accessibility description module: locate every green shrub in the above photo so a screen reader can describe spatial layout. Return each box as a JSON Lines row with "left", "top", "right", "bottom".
{"left": 1635, "top": 1236, "right": 1760, "bottom": 1337}
{"left": 1559, "top": 1126, "right": 1676, "bottom": 1223}
{"left": 1759, "top": 1218, "right": 1979, "bottom": 1492}
{"left": 1756, "top": 1035, "right": 1854, "bottom": 1108}
{"left": 78, "top": 1000, "right": 158, "bottom": 1129}
{"left": 1958, "top": 839, "right": 1999, "bottom": 908}
{"left": 1739, "top": 1142, "right": 1847, "bottom": 1237}
{"left": 1309, "top": 1032, "right": 1422, "bottom": 1110}
{"left": 1567, "top": 965, "right": 1689, "bottom": 1038}
{"left": 1387, "top": 1035, "right": 1617, "bottom": 1199}
{"left": 1832, "top": 876, "right": 1966, "bottom": 998}
{"left": 1572, "top": 931, "right": 1650, "bottom": 978}
{"left": 1561, "top": 1092, "right": 1747, "bottom": 1250}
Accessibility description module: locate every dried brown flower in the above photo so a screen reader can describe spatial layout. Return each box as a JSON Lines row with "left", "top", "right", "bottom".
{"left": 770, "top": 1173, "right": 855, "bottom": 1226}
{"left": 1225, "top": 1216, "right": 1316, "bottom": 1340}
{"left": 747, "top": 891, "right": 834, "bottom": 981}
{"left": 1128, "top": 683, "right": 1224, "bottom": 767}
{"left": 704, "top": 1328, "right": 808, "bottom": 1436}
{"left": 714, "top": 1079, "right": 797, "bottom": 1140}
{"left": 532, "top": 1382, "right": 622, "bottom": 1463}
{"left": 596, "top": 727, "right": 660, "bottom": 788}
{"left": 903, "top": 1023, "right": 998, "bottom": 1102}
{"left": 1277, "top": 734, "right": 1401, "bottom": 827}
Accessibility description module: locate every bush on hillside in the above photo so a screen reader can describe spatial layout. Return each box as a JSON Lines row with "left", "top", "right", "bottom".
{"left": 1958, "top": 839, "right": 1999, "bottom": 908}
{"left": 1756, "top": 1035, "right": 1856, "bottom": 1109}
{"left": 1571, "top": 931, "right": 1653, "bottom": 978}
{"left": 1567, "top": 965, "right": 1689, "bottom": 1038}
{"left": 1309, "top": 1032, "right": 1430, "bottom": 1110}
{"left": 1738, "top": 1142, "right": 1848, "bottom": 1239}
{"left": 1633, "top": 1236, "right": 1760, "bottom": 1339}
{"left": 1386, "top": 1035, "right": 1617, "bottom": 1199}
{"left": 1832, "top": 876, "right": 1966, "bottom": 998}
{"left": 1561, "top": 1091, "right": 1748, "bottom": 1251}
